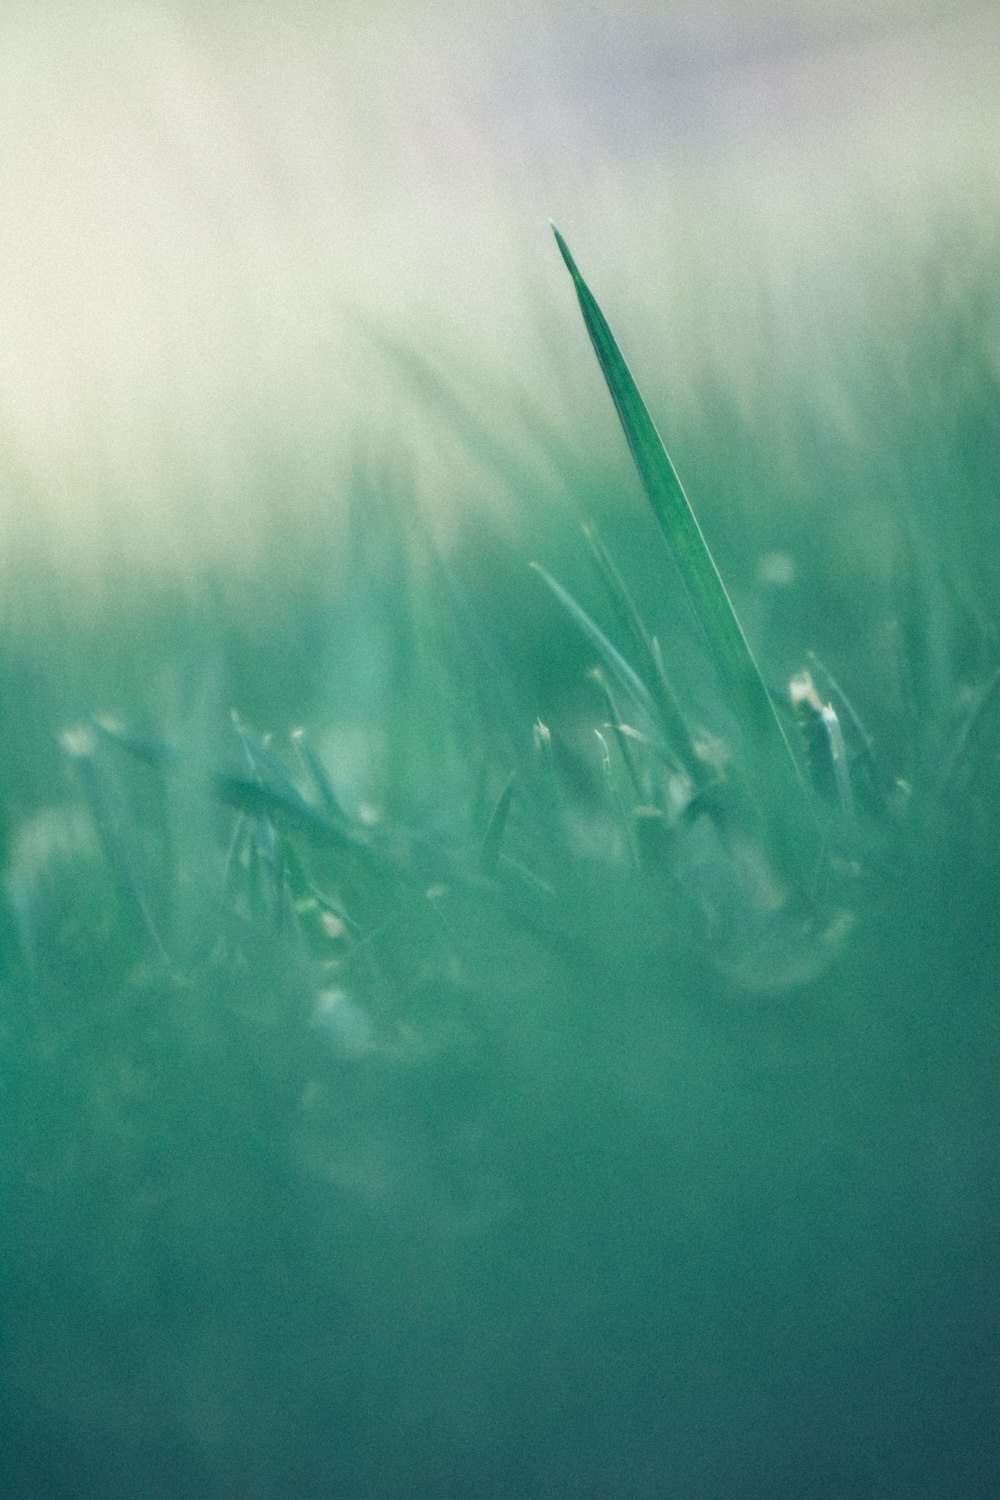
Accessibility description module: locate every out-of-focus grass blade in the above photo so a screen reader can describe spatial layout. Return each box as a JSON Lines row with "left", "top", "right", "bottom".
{"left": 530, "top": 560, "right": 656, "bottom": 719}
{"left": 293, "top": 727, "right": 346, "bottom": 821}
{"left": 92, "top": 716, "right": 181, "bottom": 768}
{"left": 551, "top": 226, "right": 804, "bottom": 803}
{"left": 582, "top": 521, "right": 701, "bottom": 782}
{"left": 61, "top": 724, "right": 164, "bottom": 955}
{"left": 820, "top": 704, "right": 854, "bottom": 819}
{"left": 97, "top": 715, "right": 361, "bottom": 853}
{"left": 594, "top": 728, "right": 640, "bottom": 870}
{"left": 212, "top": 772, "right": 358, "bottom": 851}
{"left": 480, "top": 774, "right": 516, "bottom": 877}
{"left": 231, "top": 713, "right": 318, "bottom": 816}
{"left": 589, "top": 667, "right": 646, "bottom": 801}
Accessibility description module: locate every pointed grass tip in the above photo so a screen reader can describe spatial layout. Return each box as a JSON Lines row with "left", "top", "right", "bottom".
{"left": 550, "top": 222, "right": 577, "bottom": 277}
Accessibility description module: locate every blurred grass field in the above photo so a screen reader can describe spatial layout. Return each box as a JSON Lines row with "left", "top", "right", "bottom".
{"left": 2, "top": 4, "right": 1000, "bottom": 1497}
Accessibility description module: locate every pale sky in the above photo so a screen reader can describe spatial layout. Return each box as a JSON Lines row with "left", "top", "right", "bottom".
{"left": 0, "top": 1, "right": 995, "bottom": 576}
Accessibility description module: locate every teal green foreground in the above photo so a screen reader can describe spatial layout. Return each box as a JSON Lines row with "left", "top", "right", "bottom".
{"left": 2, "top": 229, "right": 999, "bottom": 1498}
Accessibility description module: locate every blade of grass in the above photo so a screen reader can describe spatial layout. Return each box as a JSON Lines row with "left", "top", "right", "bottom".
{"left": 96, "top": 715, "right": 366, "bottom": 857}
{"left": 551, "top": 227, "right": 806, "bottom": 809}
{"left": 232, "top": 713, "right": 314, "bottom": 813}
{"left": 594, "top": 728, "right": 641, "bottom": 870}
{"left": 480, "top": 774, "right": 516, "bottom": 877}
{"left": 819, "top": 703, "right": 854, "bottom": 820}
{"left": 293, "top": 727, "right": 346, "bottom": 821}
{"left": 582, "top": 520, "right": 702, "bottom": 782}
{"left": 61, "top": 725, "right": 164, "bottom": 956}
{"left": 529, "top": 717, "right": 566, "bottom": 847}
{"left": 530, "top": 560, "right": 656, "bottom": 719}
{"left": 588, "top": 666, "right": 648, "bottom": 802}
{"left": 92, "top": 716, "right": 181, "bottom": 768}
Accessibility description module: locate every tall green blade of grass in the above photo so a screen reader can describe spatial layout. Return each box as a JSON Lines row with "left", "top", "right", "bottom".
{"left": 552, "top": 228, "right": 805, "bottom": 793}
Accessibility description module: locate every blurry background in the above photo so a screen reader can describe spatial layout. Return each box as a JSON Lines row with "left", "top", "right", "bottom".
{"left": 1, "top": 0, "right": 997, "bottom": 582}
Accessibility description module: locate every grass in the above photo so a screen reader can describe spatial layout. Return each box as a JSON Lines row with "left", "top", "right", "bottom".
{"left": 546, "top": 228, "right": 822, "bottom": 890}
{"left": 2, "top": 217, "right": 1000, "bottom": 1499}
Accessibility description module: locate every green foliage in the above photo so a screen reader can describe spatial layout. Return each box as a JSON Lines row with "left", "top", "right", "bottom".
{"left": 2, "top": 221, "right": 999, "bottom": 1499}
{"left": 552, "top": 229, "right": 806, "bottom": 787}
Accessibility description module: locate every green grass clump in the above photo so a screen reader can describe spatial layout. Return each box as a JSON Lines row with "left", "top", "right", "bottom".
{"left": 545, "top": 228, "right": 822, "bottom": 892}
{"left": 2, "top": 223, "right": 999, "bottom": 1500}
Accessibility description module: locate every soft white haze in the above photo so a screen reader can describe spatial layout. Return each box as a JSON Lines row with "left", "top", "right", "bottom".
{"left": 0, "top": 0, "right": 995, "bottom": 577}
